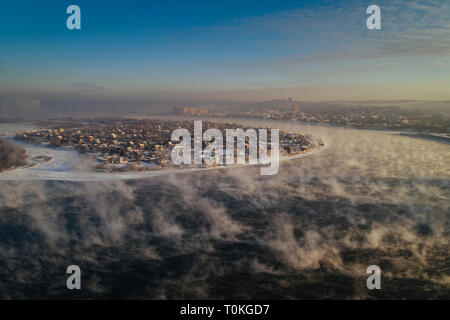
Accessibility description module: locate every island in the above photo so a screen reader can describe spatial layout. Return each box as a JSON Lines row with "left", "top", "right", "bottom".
{"left": 15, "top": 118, "right": 318, "bottom": 172}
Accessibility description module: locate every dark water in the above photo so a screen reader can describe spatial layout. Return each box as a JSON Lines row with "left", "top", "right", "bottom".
{"left": 0, "top": 127, "right": 448, "bottom": 299}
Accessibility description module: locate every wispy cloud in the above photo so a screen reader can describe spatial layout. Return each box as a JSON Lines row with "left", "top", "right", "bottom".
{"left": 208, "top": 0, "right": 450, "bottom": 68}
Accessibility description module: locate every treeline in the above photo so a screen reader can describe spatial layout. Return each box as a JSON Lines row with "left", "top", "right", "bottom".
{"left": 0, "top": 139, "right": 28, "bottom": 172}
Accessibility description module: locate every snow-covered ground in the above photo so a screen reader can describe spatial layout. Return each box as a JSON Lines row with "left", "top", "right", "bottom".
{"left": 0, "top": 119, "right": 326, "bottom": 181}
{"left": 0, "top": 138, "right": 91, "bottom": 180}
{"left": 0, "top": 122, "right": 41, "bottom": 136}
{"left": 2, "top": 118, "right": 447, "bottom": 181}
{"left": 0, "top": 133, "right": 328, "bottom": 181}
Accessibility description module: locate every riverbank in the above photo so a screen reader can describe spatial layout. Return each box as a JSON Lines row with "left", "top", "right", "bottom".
{"left": 0, "top": 135, "right": 327, "bottom": 181}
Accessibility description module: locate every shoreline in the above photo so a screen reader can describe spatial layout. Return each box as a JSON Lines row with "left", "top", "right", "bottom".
{"left": 133, "top": 115, "right": 450, "bottom": 146}
{"left": 0, "top": 135, "right": 328, "bottom": 182}
{"left": 1, "top": 115, "right": 447, "bottom": 181}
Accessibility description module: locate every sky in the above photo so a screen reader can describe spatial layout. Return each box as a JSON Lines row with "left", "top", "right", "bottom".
{"left": 1, "top": 0, "right": 450, "bottom": 102}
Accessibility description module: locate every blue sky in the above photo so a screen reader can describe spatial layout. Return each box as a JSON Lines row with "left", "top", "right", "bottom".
{"left": 1, "top": 0, "right": 449, "bottom": 101}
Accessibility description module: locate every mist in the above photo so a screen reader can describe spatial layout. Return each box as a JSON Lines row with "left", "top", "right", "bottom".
{"left": 0, "top": 122, "right": 448, "bottom": 299}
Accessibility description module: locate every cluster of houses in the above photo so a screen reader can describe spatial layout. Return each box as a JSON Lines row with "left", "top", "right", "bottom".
{"left": 281, "top": 133, "right": 312, "bottom": 154}
{"left": 19, "top": 122, "right": 174, "bottom": 166}
{"left": 261, "top": 110, "right": 415, "bottom": 129}
{"left": 17, "top": 119, "right": 315, "bottom": 170}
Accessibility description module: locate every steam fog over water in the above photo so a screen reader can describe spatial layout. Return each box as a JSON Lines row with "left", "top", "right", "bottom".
{"left": 0, "top": 121, "right": 449, "bottom": 299}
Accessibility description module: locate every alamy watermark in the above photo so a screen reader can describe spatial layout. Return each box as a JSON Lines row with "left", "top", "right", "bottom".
{"left": 171, "top": 121, "right": 280, "bottom": 175}
{"left": 366, "top": 5, "right": 381, "bottom": 30}
{"left": 66, "top": 265, "right": 81, "bottom": 290}
{"left": 66, "top": 4, "right": 381, "bottom": 31}
{"left": 366, "top": 265, "right": 381, "bottom": 289}
{"left": 66, "top": 5, "right": 81, "bottom": 30}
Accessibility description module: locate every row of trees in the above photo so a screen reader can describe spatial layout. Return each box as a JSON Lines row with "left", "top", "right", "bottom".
{"left": 0, "top": 139, "right": 27, "bottom": 172}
